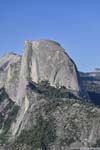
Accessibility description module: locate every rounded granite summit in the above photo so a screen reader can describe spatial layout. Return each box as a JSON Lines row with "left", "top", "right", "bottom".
{"left": 18, "top": 39, "right": 83, "bottom": 99}
{"left": 25, "top": 39, "right": 61, "bottom": 47}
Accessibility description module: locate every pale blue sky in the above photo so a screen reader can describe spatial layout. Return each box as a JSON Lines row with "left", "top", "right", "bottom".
{"left": 0, "top": 0, "right": 100, "bottom": 72}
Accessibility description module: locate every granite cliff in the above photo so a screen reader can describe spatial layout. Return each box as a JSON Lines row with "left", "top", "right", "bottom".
{"left": 0, "top": 40, "right": 100, "bottom": 150}
{"left": 17, "top": 40, "right": 83, "bottom": 106}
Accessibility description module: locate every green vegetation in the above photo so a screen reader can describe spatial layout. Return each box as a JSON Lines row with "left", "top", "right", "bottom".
{"left": 0, "top": 134, "right": 7, "bottom": 145}
{"left": 3, "top": 105, "right": 19, "bottom": 133}
{"left": 0, "top": 114, "right": 4, "bottom": 129}
{"left": 13, "top": 115, "right": 56, "bottom": 149}
{"left": 0, "top": 88, "right": 9, "bottom": 103}
{"left": 0, "top": 104, "right": 19, "bottom": 145}
{"left": 0, "top": 88, "right": 15, "bottom": 108}
{"left": 92, "top": 139, "right": 100, "bottom": 147}
{"left": 96, "top": 139, "right": 100, "bottom": 146}
{"left": 0, "top": 88, "right": 19, "bottom": 133}
{"left": 63, "top": 120, "right": 80, "bottom": 146}
{"left": 27, "top": 80, "right": 77, "bottom": 100}
{"left": 0, "top": 88, "right": 20, "bottom": 144}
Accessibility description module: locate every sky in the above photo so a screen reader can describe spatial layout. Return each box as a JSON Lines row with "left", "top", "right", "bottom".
{"left": 0, "top": 0, "right": 100, "bottom": 72}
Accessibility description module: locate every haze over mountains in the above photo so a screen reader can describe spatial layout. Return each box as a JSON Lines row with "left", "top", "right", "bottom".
{"left": 0, "top": 40, "right": 100, "bottom": 150}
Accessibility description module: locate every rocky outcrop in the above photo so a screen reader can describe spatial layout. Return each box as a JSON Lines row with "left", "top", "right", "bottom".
{"left": 17, "top": 40, "right": 84, "bottom": 105}
{"left": 0, "top": 52, "right": 21, "bottom": 102}
{"left": 22, "top": 40, "right": 81, "bottom": 90}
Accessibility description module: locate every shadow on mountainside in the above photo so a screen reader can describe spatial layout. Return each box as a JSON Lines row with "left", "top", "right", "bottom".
{"left": 88, "top": 91, "right": 100, "bottom": 106}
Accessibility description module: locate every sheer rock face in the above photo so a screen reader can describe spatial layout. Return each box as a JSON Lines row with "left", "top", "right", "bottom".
{"left": 17, "top": 40, "right": 83, "bottom": 105}
{"left": 23, "top": 40, "right": 81, "bottom": 90}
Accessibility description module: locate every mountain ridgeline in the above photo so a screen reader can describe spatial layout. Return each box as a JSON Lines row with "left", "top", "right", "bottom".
{"left": 0, "top": 40, "right": 100, "bottom": 150}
